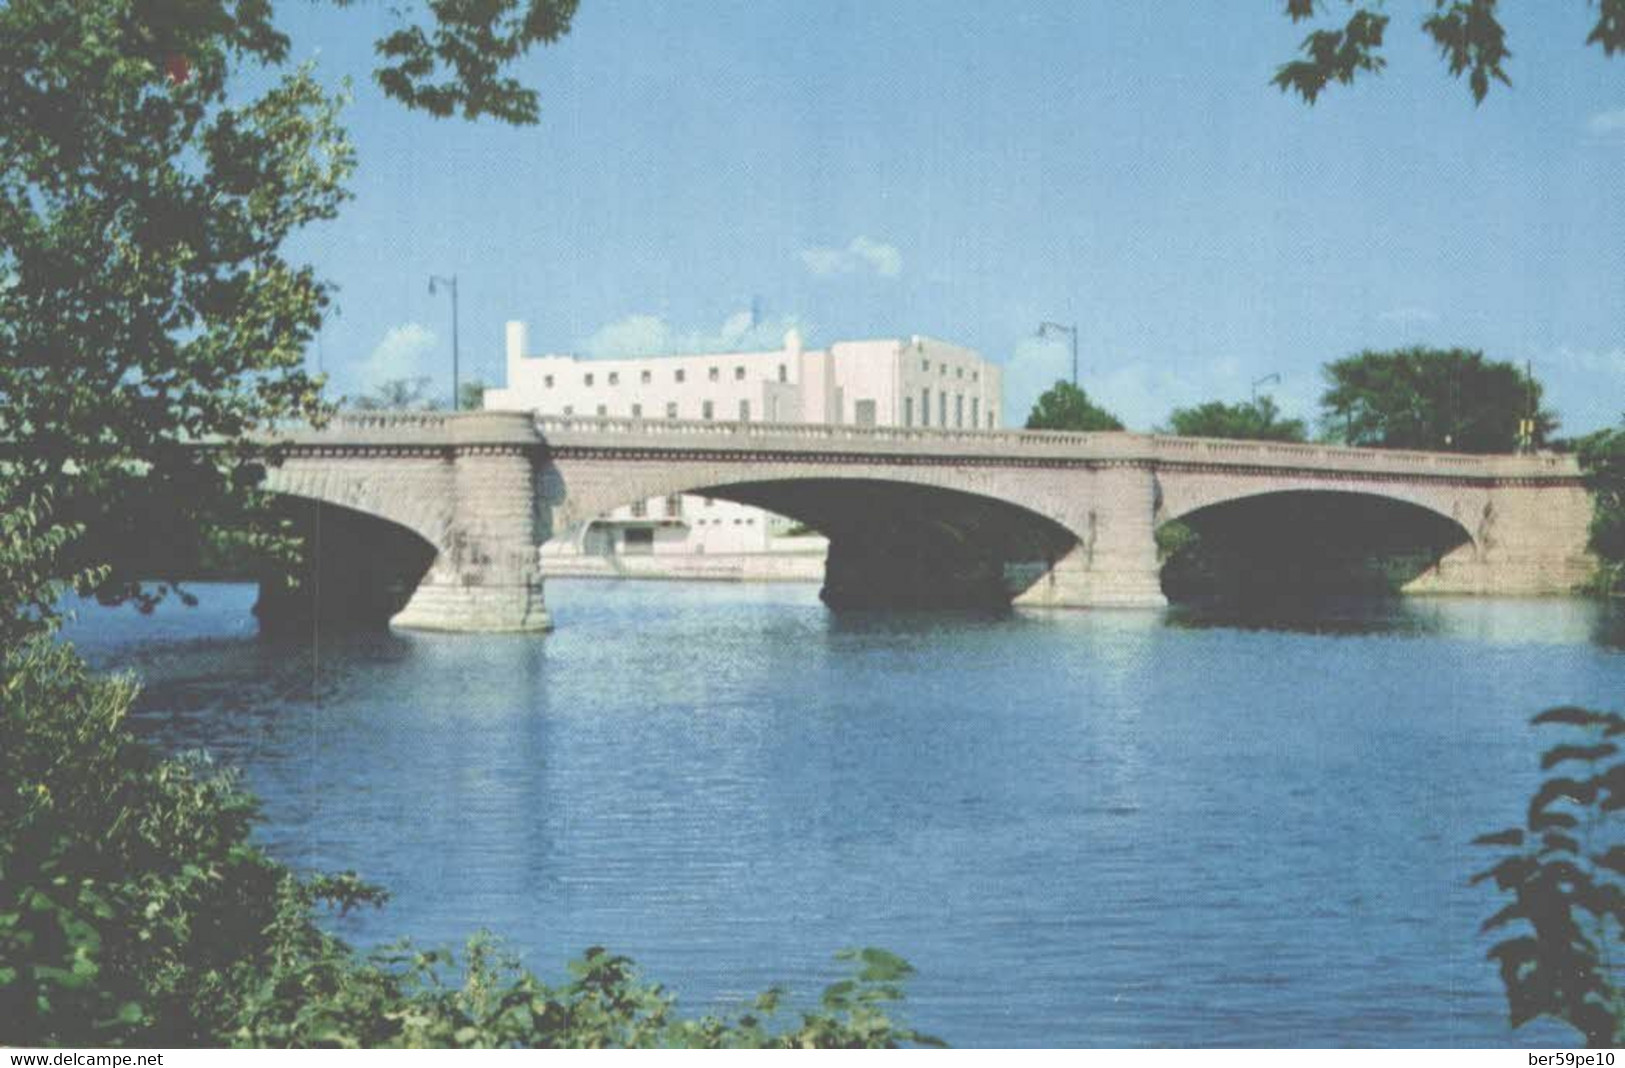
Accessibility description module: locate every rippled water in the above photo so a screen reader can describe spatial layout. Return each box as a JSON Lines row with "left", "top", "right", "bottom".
{"left": 65, "top": 582, "right": 1625, "bottom": 1047}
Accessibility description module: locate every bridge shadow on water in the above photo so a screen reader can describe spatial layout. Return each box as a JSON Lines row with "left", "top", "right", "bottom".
{"left": 1162, "top": 594, "right": 1447, "bottom": 638}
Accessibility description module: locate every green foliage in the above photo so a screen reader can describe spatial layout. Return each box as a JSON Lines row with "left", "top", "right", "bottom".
{"left": 1275, "top": 0, "right": 1624, "bottom": 104}
{"left": 1024, "top": 380, "right": 1125, "bottom": 432}
{"left": 1, "top": 0, "right": 575, "bottom": 633}
{"left": 1576, "top": 421, "right": 1625, "bottom": 595}
{"left": 350, "top": 377, "right": 443, "bottom": 412}
{"left": 366, "top": 0, "right": 578, "bottom": 125}
{"left": 1, "top": 2, "right": 349, "bottom": 626}
{"left": 1161, "top": 396, "right": 1308, "bottom": 442}
{"left": 0, "top": 639, "right": 938, "bottom": 1048}
{"left": 1474, "top": 706, "right": 1625, "bottom": 1048}
{"left": 1319, "top": 347, "right": 1554, "bottom": 453}
{"left": 458, "top": 380, "right": 489, "bottom": 412}
{"left": 0, "top": 488, "right": 109, "bottom": 648}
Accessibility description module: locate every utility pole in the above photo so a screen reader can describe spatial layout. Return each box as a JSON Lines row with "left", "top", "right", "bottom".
{"left": 429, "top": 274, "right": 459, "bottom": 410}
{"left": 1519, "top": 359, "right": 1536, "bottom": 453}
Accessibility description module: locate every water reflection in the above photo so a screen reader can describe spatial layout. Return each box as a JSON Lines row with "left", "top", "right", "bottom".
{"left": 1165, "top": 593, "right": 1620, "bottom": 648}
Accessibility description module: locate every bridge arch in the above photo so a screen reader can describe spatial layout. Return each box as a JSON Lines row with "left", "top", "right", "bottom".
{"left": 252, "top": 496, "right": 440, "bottom": 631}
{"left": 544, "top": 468, "right": 1082, "bottom": 608}
{"left": 1155, "top": 487, "right": 1479, "bottom": 600}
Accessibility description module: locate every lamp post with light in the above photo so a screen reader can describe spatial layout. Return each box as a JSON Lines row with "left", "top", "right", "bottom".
{"left": 1035, "top": 321, "right": 1079, "bottom": 387}
{"left": 1251, "top": 372, "right": 1280, "bottom": 404}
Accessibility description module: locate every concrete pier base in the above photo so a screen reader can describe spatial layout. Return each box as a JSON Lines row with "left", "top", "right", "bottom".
{"left": 392, "top": 575, "right": 551, "bottom": 632}
{"left": 1013, "top": 563, "right": 1169, "bottom": 609}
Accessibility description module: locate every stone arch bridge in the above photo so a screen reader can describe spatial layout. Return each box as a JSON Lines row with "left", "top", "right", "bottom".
{"left": 259, "top": 410, "right": 1595, "bottom": 631}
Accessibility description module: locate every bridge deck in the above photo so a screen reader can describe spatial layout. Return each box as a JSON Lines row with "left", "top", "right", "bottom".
{"left": 277, "top": 411, "right": 1580, "bottom": 484}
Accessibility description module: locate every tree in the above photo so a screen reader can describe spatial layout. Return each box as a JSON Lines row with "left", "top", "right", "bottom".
{"left": 1024, "top": 381, "right": 1125, "bottom": 432}
{"left": 351, "top": 377, "right": 442, "bottom": 412}
{"left": 1576, "top": 420, "right": 1625, "bottom": 595}
{"left": 1319, "top": 347, "right": 1555, "bottom": 452}
{"left": 1274, "top": 0, "right": 1625, "bottom": 105}
{"left": 1161, "top": 396, "right": 1308, "bottom": 442}
{"left": 0, "top": 0, "right": 576, "bottom": 637}
{"left": 459, "top": 378, "right": 489, "bottom": 412}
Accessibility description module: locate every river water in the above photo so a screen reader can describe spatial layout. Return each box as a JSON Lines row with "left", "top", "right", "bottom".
{"left": 65, "top": 581, "right": 1625, "bottom": 1048}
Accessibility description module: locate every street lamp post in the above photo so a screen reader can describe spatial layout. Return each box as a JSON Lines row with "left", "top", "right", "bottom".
{"left": 428, "top": 274, "right": 459, "bottom": 410}
{"left": 1250, "top": 372, "right": 1280, "bottom": 404}
{"left": 1036, "top": 321, "right": 1079, "bottom": 387}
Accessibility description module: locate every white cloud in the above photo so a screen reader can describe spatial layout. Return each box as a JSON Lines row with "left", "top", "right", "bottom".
{"left": 1585, "top": 107, "right": 1625, "bottom": 140}
{"left": 582, "top": 309, "right": 804, "bottom": 359}
{"left": 357, "top": 322, "right": 438, "bottom": 389}
{"left": 799, "top": 247, "right": 848, "bottom": 277}
{"left": 583, "top": 314, "right": 669, "bottom": 358}
{"left": 1377, "top": 306, "right": 1439, "bottom": 326}
{"left": 799, "top": 235, "right": 903, "bottom": 279}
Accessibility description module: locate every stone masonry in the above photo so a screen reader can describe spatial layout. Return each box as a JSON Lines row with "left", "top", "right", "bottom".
{"left": 262, "top": 411, "right": 1597, "bottom": 632}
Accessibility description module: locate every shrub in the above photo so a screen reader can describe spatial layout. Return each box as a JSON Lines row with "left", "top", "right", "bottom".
{"left": 1474, "top": 706, "right": 1625, "bottom": 1047}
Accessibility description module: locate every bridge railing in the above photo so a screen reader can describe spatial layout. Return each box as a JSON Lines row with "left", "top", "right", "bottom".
{"left": 531, "top": 414, "right": 1577, "bottom": 479}
{"left": 271, "top": 411, "right": 1579, "bottom": 481}
{"left": 532, "top": 413, "right": 1105, "bottom": 450}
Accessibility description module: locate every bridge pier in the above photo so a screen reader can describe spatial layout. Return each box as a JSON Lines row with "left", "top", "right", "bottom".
{"left": 392, "top": 420, "right": 551, "bottom": 633}
{"left": 1014, "top": 464, "right": 1168, "bottom": 609}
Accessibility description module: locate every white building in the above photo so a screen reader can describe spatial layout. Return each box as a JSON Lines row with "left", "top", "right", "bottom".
{"left": 483, "top": 321, "right": 1003, "bottom": 569}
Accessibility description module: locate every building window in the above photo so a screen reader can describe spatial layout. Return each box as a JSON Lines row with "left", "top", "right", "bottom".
{"left": 675, "top": 369, "right": 686, "bottom": 383}
{"left": 666, "top": 401, "right": 678, "bottom": 419}
{"left": 939, "top": 391, "right": 946, "bottom": 426}
{"left": 921, "top": 358, "right": 929, "bottom": 371}
{"left": 987, "top": 410, "right": 995, "bottom": 428}
{"left": 632, "top": 403, "right": 643, "bottom": 418}
{"left": 702, "top": 400, "right": 714, "bottom": 420}
{"left": 738, "top": 399, "right": 750, "bottom": 421}
{"left": 664, "top": 494, "right": 683, "bottom": 518}
{"left": 956, "top": 367, "right": 963, "bottom": 378}
{"left": 544, "top": 374, "right": 554, "bottom": 388}
{"left": 921, "top": 388, "right": 930, "bottom": 426}
{"left": 708, "top": 366, "right": 719, "bottom": 382}
{"left": 904, "top": 396, "right": 914, "bottom": 426}
{"left": 734, "top": 366, "right": 745, "bottom": 381}
{"left": 584, "top": 372, "right": 594, "bottom": 386}
{"left": 971, "top": 398, "right": 979, "bottom": 427}
{"left": 955, "top": 394, "right": 964, "bottom": 428}
{"left": 972, "top": 371, "right": 979, "bottom": 382}
{"left": 630, "top": 499, "right": 647, "bottom": 518}
{"left": 939, "top": 363, "right": 947, "bottom": 376}
{"left": 596, "top": 404, "right": 607, "bottom": 416}
{"left": 778, "top": 363, "right": 787, "bottom": 382}
{"left": 562, "top": 405, "right": 573, "bottom": 415}
{"left": 608, "top": 371, "right": 619, "bottom": 385}
{"left": 641, "top": 370, "right": 652, "bottom": 384}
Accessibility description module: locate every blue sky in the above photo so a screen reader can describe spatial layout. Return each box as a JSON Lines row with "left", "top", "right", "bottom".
{"left": 278, "top": 2, "right": 1624, "bottom": 434}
